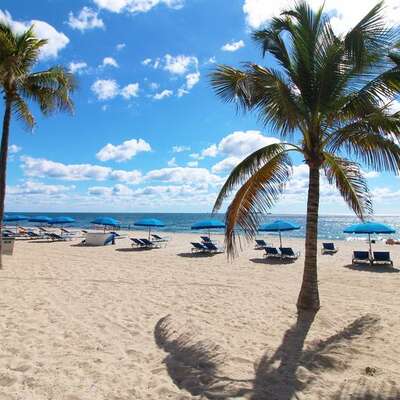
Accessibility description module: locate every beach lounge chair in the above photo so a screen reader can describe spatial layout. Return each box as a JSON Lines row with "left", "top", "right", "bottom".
{"left": 264, "top": 247, "right": 281, "bottom": 258}
{"left": 46, "top": 232, "right": 68, "bottom": 241}
{"left": 200, "top": 236, "right": 213, "bottom": 243}
{"left": 321, "top": 242, "right": 338, "bottom": 255}
{"left": 255, "top": 239, "right": 269, "bottom": 250}
{"left": 191, "top": 242, "right": 208, "bottom": 253}
{"left": 372, "top": 251, "right": 393, "bottom": 266}
{"left": 140, "top": 238, "right": 161, "bottom": 249}
{"left": 203, "top": 242, "right": 223, "bottom": 253}
{"left": 152, "top": 234, "right": 169, "bottom": 242}
{"left": 27, "top": 230, "right": 42, "bottom": 239}
{"left": 280, "top": 247, "right": 300, "bottom": 259}
{"left": 131, "top": 238, "right": 146, "bottom": 247}
{"left": 352, "top": 251, "right": 371, "bottom": 265}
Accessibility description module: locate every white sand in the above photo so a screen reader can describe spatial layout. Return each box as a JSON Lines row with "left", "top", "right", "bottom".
{"left": 0, "top": 232, "right": 399, "bottom": 399}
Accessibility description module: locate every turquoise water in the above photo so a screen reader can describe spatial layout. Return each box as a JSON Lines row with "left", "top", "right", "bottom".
{"left": 4, "top": 212, "right": 400, "bottom": 240}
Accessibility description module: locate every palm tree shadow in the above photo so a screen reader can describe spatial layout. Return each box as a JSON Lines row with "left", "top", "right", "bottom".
{"left": 332, "top": 380, "right": 400, "bottom": 399}
{"left": 154, "top": 313, "right": 381, "bottom": 400}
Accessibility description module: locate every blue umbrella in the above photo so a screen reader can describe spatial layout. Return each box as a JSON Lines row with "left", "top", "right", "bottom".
{"left": 3, "top": 214, "right": 28, "bottom": 222}
{"left": 28, "top": 216, "right": 52, "bottom": 224}
{"left": 134, "top": 218, "right": 165, "bottom": 239}
{"left": 91, "top": 217, "right": 120, "bottom": 232}
{"left": 48, "top": 216, "right": 75, "bottom": 225}
{"left": 259, "top": 220, "right": 301, "bottom": 247}
{"left": 344, "top": 221, "right": 395, "bottom": 255}
{"left": 191, "top": 219, "right": 225, "bottom": 238}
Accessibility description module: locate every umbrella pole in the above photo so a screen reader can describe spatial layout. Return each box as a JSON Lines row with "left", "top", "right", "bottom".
{"left": 279, "top": 231, "right": 282, "bottom": 248}
{"left": 369, "top": 233, "right": 373, "bottom": 261}
{"left": 149, "top": 227, "right": 151, "bottom": 241}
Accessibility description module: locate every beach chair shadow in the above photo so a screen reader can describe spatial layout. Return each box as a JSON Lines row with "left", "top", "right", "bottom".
{"left": 249, "top": 257, "right": 296, "bottom": 265}
{"left": 343, "top": 264, "right": 399, "bottom": 273}
{"left": 177, "top": 252, "right": 218, "bottom": 258}
{"left": 115, "top": 247, "right": 154, "bottom": 252}
{"left": 154, "top": 313, "right": 381, "bottom": 400}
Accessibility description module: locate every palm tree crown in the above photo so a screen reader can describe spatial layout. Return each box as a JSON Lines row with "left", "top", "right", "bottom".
{"left": 210, "top": 1, "right": 400, "bottom": 311}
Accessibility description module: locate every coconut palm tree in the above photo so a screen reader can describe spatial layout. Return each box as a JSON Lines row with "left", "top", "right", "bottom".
{"left": 210, "top": 1, "right": 400, "bottom": 311}
{"left": 0, "top": 23, "right": 75, "bottom": 268}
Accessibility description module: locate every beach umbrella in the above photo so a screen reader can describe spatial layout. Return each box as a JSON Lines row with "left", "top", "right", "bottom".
{"left": 259, "top": 220, "right": 301, "bottom": 248}
{"left": 191, "top": 219, "right": 225, "bottom": 238}
{"left": 90, "top": 217, "right": 120, "bottom": 232}
{"left": 28, "top": 216, "right": 52, "bottom": 224}
{"left": 134, "top": 218, "right": 165, "bottom": 240}
{"left": 343, "top": 221, "right": 395, "bottom": 255}
{"left": 48, "top": 216, "right": 75, "bottom": 225}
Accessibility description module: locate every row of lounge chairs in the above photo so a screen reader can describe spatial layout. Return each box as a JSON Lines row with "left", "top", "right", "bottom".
{"left": 352, "top": 251, "right": 393, "bottom": 266}
{"left": 130, "top": 234, "right": 169, "bottom": 249}
{"left": 255, "top": 240, "right": 339, "bottom": 255}
{"left": 2, "top": 227, "right": 77, "bottom": 241}
{"left": 264, "top": 247, "right": 300, "bottom": 260}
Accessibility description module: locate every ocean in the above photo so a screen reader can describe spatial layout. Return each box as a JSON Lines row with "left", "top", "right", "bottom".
{"left": 4, "top": 212, "right": 400, "bottom": 240}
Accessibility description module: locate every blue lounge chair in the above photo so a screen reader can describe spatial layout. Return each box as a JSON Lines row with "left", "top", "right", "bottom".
{"left": 264, "top": 247, "right": 281, "bottom": 258}
{"left": 352, "top": 251, "right": 371, "bottom": 265}
{"left": 255, "top": 239, "right": 269, "bottom": 250}
{"left": 131, "top": 238, "right": 146, "bottom": 247}
{"left": 280, "top": 247, "right": 300, "bottom": 259}
{"left": 152, "top": 234, "right": 169, "bottom": 242}
{"left": 372, "top": 251, "right": 393, "bottom": 266}
{"left": 321, "top": 242, "right": 338, "bottom": 255}
{"left": 203, "top": 242, "right": 223, "bottom": 253}
{"left": 140, "top": 238, "right": 160, "bottom": 248}
{"left": 46, "top": 232, "right": 68, "bottom": 241}
{"left": 191, "top": 242, "right": 208, "bottom": 253}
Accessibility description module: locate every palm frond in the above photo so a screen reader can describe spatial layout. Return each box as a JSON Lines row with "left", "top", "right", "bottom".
{"left": 12, "top": 94, "right": 35, "bottom": 129}
{"left": 323, "top": 153, "right": 373, "bottom": 218}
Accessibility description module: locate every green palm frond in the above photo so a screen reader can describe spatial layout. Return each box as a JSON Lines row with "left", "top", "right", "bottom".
{"left": 323, "top": 153, "right": 373, "bottom": 218}
{"left": 217, "top": 147, "right": 293, "bottom": 258}
{"left": 12, "top": 94, "right": 35, "bottom": 129}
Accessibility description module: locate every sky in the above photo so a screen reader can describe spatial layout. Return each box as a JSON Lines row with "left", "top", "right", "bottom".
{"left": 1, "top": 0, "right": 400, "bottom": 214}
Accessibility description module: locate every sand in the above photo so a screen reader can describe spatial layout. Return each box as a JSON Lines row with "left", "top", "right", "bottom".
{"left": 0, "top": 231, "right": 399, "bottom": 399}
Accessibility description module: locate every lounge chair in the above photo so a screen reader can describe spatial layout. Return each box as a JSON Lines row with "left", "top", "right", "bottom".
{"left": 191, "top": 242, "right": 208, "bottom": 253}
{"left": 27, "top": 230, "right": 42, "bottom": 239}
{"left": 321, "top": 242, "right": 338, "bottom": 255}
{"left": 203, "top": 242, "right": 223, "bottom": 253}
{"left": 152, "top": 234, "right": 169, "bottom": 242}
{"left": 264, "top": 247, "right": 281, "bottom": 258}
{"left": 352, "top": 251, "right": 371, "bottom": 265}
{"left": 46, "top": 232, "right": 68, "bottom": 241}
{"left": 131, "top": 238, "right": 146, "bottom": 247}
{"left": 372, "top": 251, "right": 393, "bottom": 266}
{"left": 255, "top": 239, "right": 269, "bottom": 250}
{"left": 140, "top": 238, "right": 161, "bottom": 249}
{"left": 280, "top": 247, "right": 300, "bottom": 259}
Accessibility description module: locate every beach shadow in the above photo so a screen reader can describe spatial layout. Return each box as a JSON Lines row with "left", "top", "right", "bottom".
{"left": 177, "top": 252, "right": 220, "bottom": 258}
{"left": 343, "top": 264, "right": 399, "bottom": 273}
{"left": 154, "top": 313, "right": 380, "bottom": 400}
{"left": 332, "top": 380, "right": 400, "bottom": 399}
{"left": 115, "top": 247, "right": 156, "bottom": 252}
{"left": 249, "top": 258, "right": 296, "bottom": 265}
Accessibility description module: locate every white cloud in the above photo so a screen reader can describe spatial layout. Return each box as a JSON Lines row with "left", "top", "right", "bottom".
{"left": 8, "top": 144, "right": 21, "bottom": 154}
{"left": 211, "top": 156, "right": 241, "bottom": 174}
{"left": 0, "top": 10, "right": 69, "bottom": 59}
{"left": 142, "top": 58, "right": 152, "bottom": 66}
{"left": 20, "top": 156, "right": 142, "bottom": 184}
{"left": 185, "top": 72, "right": 200, "bottom": 90}
{"left": 163, "top": 54, "right": 198, "bottom": 75}
{"left": 96, "top": 138, "right": 151, "bottom": 162}
{"left": 89, "top": 183, "right": 134, "bottom": 197}
{"left": 221, "top": 40, "right": 245, "bottom": 52}
{"left": 102, "top": 56, "right": 119, "bottom": 68}
{"left": 172, "top": 145, "right": 190, "bottom": 153}
{"left": 153, "top": 89, "right": 173, "bottom": 100}
{"left": 93, "top": 0, "right": 185, "bottom": 14}
{"left": 187, "top": 161, "right": 198, "bottom": 167}
{"left": 201, "top": 144, "right": 218, "bottom": 158}
{"left": 149, "top": 82, "right": 160, "bottom": 90}
{"left": 7, "top": 181, "right": 73, "bottom": 196}
{"left": 243, "top": 0, "right": 400, "bottom": 33}
{"left": 68, "top": 6, "right": 104, "bottom": 31}
{"left": 121, "top": 83, "right": 140, "bottom": 99}
{"left": 167, "top": 157, "right": 178, "bottom": 167}
{"left": 68, "top": 61, "right": 88, "bottom": 74}
{"left": 91, "top": 79, "right": 119, "bottom": 100}
{"left": 177, "top": 88, "right": 189, "bottom": 98}
{"left": 116, "top": 43, "right": 126, "bottom": 50}
{"left": 361, "top": 170, "right": 380, "bottom": 179}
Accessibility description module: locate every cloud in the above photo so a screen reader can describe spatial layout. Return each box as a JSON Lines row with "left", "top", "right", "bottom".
{"left": 91, "top": 79, "right": 140, "bottom": 100}
{"left": 145, "top": 167, "right": 223, "bottom": 185}
{"left": 211, "top": 156, "right": 241, "bottom": 174}
{"left": 361, "top": 170, "right": 380, "bottom": 179}
{"left": 242, "top": 0, "right": 400, "bottom": 32}
{"left": 101, "top": 56, "right": 119, "bottom": 68}
{"left": 7, "top": 180, "right": 73, "bottom": 196}
{"left": 89, "top": 183, "right": 134, "bottom": 197}
{"left": 153, "top": 89, "right": 173, "bottom": 100}
{"left": 116, "top": 43, "right": 126, "bottom": 50}
{"left": 8, "top": 144, "right": 21, "bottom": 154}
{"left": 172, "top": 145, "right": 190, "bottom": 153}
{"left": 91, "top": 79, "right": 119, "bottom": 100}
{"left": 96, "top": 138, "right": 151, "bottom": 162}
{"left": 142, "top": 58, "right": 152, "bottom": 66}
{"left": 121, "top": 83, "right": 140, "bottom": 99}
{"left": 163, "top": 54, "right": 198, "bottom": 75}
{"left": 187, "top": 161, "right": 198, "bottom": 167}
{"left": 167, "top": 157, "right": 177, "bottom": 167}
{"left": 20, "top": 156, "right": 142, "bottom": 184}
{"left": 93, "top": 0, "right": 185, "bottom": 14}
{"left": 0, "top": 10, "right": 69, "bottom": 59}
{"left": 201, "top": 144, "right": 218, "bottom": 158}
{"left": 68, "top": 61, "right": 88, "bottom": 74}
{"left": 67, "top": 6, "right": 104, "bottom": 31}
{"left": 221, "top": 40, "right": 245, "bottom": 52}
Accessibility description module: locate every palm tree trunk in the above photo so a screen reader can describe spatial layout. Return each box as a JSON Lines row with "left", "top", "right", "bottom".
{"left": 297, "top": 165, "right": 321, "bottom": 312}
{"left": 0, "top": 96, "right": 12, "bottom": 269}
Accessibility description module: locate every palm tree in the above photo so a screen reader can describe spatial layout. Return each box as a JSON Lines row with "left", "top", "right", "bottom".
{"left": 210, "top": 1, "right": 400, "bottom": 311}
{"left": 0, "top": 23, "right": 75, "bottom": 268}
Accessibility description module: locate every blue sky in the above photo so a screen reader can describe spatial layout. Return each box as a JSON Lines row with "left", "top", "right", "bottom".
{"left": 1, "top": 0, "right": 400, "bottom": 214}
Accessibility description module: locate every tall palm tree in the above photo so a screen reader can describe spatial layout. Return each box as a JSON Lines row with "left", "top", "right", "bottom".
{"left": 210, "top": 1, "right": 400, "bottom": 311}
{"left": 0, "top": 23, "right": 75, "bottom": 268}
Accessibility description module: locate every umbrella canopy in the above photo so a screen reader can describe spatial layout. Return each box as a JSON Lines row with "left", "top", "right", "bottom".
{"left": 259, "top": 220, "right": 301, "bottom": 247}
{"left": 3, "top": 214, "right": 28, "bottom": 222}
{"left": 48, "top": 216, "right": 76, "bottom": 225}
{"left": 28, "top": 216, "right": 52, "bottom": 224}
{"left": 343, "top": 221, "right": 395, "bottom": 256}
{"left": 91, "top": 217, "right": 120, "bottom": 231}
{"left": 191, "top": 219, "right": 225, "bottom": 238}
{"left": 134, "top": 218, "right": 165, "bottom": 239}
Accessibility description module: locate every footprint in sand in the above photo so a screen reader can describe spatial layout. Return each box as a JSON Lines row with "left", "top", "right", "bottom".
{"left": 7, "top": 362, "right": 31, "bottom": 373}
{"left": 0, "top": 374, "right": 17, "bottom": 387}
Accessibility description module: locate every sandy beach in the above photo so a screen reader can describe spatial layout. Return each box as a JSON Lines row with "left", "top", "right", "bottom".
{"left": 0, "top": 232, "right": 398, "bottom": 399}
